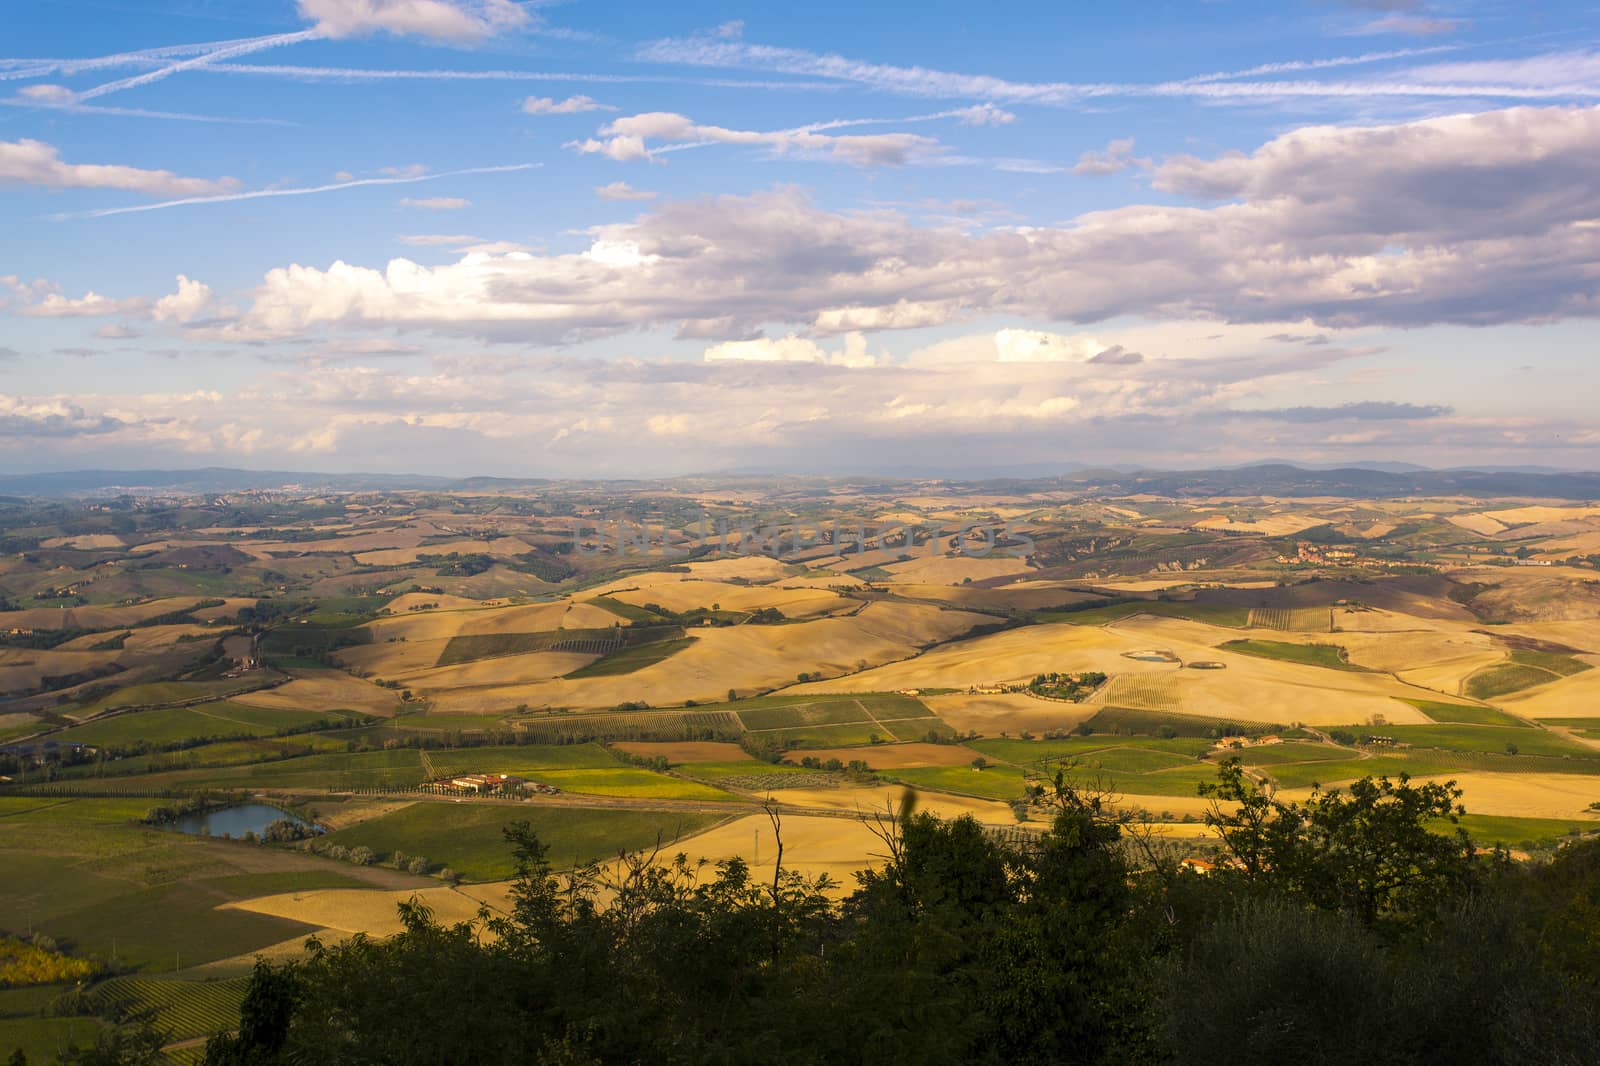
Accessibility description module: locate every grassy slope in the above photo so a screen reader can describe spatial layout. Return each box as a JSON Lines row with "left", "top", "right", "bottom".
{"left": 320, "top": 804, "right": 724, "bottom": 881}
{"left": 1220, "top": 639, "right": 1366, "bottom": 671}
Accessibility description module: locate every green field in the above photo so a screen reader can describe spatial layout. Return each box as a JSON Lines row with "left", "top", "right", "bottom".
{"left": 564, "top": 636, "right": 696, "bottom": 678}
{"left": 760, "top": 723, "right": 889, "bottom": 748}
{"left": 1364, "top": 724, "right": 1593, "bottom": 759}
{"left": 56, "top": 701, "right": 360, "bottom": 748}
{"left": 1465, "top": 663, "right": 1563, "bottom": 700}
{"left": 1084, "top": 706, "right": 1273, "bottom": 738}
{"left": 1450, "top": 813, "right": 1600, "bottom": 848}
{"left": 426, "top": 743, "right": 620, "bottom": 776}
{"left": 1403, "top": 699, "right": 1528, "bottom": 727}
{"left": 535, "top": 768, "right": 743, "bottom": 802}
{"left": 1462, "top": 649, "right": 1592, "bottom": 701}
{"left": 0, "top": 798, "right": 362, "bottom": 974}
{"left": 435, "top": 630, "right": 569, "bottom": 666}
{"left": 0, "top": 1012, "right": 107, "bottom": 1064}
{"left": 971, "top": 735, "right": 1214, "bottom": 766}
{"left": 1223, "top": 741, "right": 1349, "bottom": 766}
{"left": 70, "top": 678, "right": 281, "bottom": 718}
{"left": 586, "top": 596, "right": 670, "bottom": 624}
{"left": 1266, "top": 754, "right": 1478, "bottom": 790}
{"left": 319, "top": 804, "right": 725, "bottom": 881}
{"left": 886, "top": 765, "right": 1030, "bottom": 802}
{"left": 1508, "top": 648, "right": 1593, "bottom": 677}
{"left": 1219, "top": 639, "right": 1366, "bottom": 671}
{"left": 1040, "top": 601, "right": 1250, "bottom": 628}
{"left": 880, "top": 718, "right": 957, "bottom": 742}
{"left": 678, "top": 760, "right": 819, "bottom": 781}
{"left": 86, "top": 975, "right": 248, "bottom": 1041}
{"left": 738, "top": 700, "right": 873, "bottom": 731}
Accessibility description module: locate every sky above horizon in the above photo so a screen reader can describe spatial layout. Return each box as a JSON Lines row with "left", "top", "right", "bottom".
{"left": 3, "top": 0, "right": 1600, "bottom": 477}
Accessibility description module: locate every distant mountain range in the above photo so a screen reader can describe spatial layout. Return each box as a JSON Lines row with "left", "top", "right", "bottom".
{"left": 1, "top": 463, "right": 1597, "bottom": 500}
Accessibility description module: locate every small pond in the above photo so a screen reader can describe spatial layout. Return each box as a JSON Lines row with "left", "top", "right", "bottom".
{"left": 169, "top": 803, "right": 314, "bottom": 838}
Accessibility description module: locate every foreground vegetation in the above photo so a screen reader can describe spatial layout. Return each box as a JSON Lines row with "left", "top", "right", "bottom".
{"left": 185, "top": 768, "right": 1600, "bottom": 1066}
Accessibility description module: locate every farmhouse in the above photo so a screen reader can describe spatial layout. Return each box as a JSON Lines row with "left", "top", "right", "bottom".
{"left": 441, "top": 772, "right": 526, "bottom": 794}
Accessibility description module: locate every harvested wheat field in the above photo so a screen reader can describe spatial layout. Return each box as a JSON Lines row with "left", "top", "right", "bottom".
{"left": 403, "top": 652, "right": 600, "bottom": 691}
{"left": 224, "top": 883, "right": 499, "bottom": 938}
{"left": 356, "top": 539, "right": 518, "bottom": 567}
{"left": 881, "top": 553, "right": 1034, "bottom": 585}
{"left": 1288, "top": 774, "right": 1600, "bottom": 821}
{"left": 335, "top": 638, "right": 455, "bottom": 677}
{"left": 425, "top": 603, "right": 985, "bottom": 712}
{"left": 609, "top": 813, "right": 893, "bottom": 897}
{"left": 1192, "top": 514, "right": 1326, "bottom": 536}
{"left": 1335, "top": 629, "right": 1499, "bottom": 675}
{"left": 0, "top": 597, "right": 211, "bottom": 632}
{"left": 775, "top": 784, "right": 1017, "bottom": 824}
{"left": 1498, "top": 668, "right": 1600, "bottom": 718}
{"left": 799, "top": 622, "right": 1180, "bottom": 695}
{"left": 1482, "top": 505, "right": 1600, "bottom": 525}
{"left": 233, "top": 669, "right": 405, "bottom": 716}
{"left": 40, "top": 533, "right": 125, "bottom": 549}
{"left": 57, "top": 623, "right": 215, "bottom": 651}
{"left": 609, "top": 581, "right": 851, "bottom": 618}
{"left": 1447, "top": 513, "right": 1508, "bottom": 536}
{"left": 563, "top": 601, "right": 630, "bottom": 628}
{"left": 1332, "top": 607, "right": 1446, "bottom": 633}
{"left": 923, "top": 693, "right": 1099, "bottom": 735}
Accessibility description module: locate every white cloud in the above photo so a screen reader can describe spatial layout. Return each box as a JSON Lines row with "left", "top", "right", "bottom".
{"left": 995, "top": 328, "right": 1109, "bottom": 363}
{"left": 95, "top": 323, "right": 140, "bottom": 339}
{"left": 215, "top": 104, "right": 1600, "bottom": 342}
{"left": 0, "top": 138, "right": 237, "bottom": 197}
{"left": 296, "top": 0, "right": 529, "bottom": 43}
{"left": 595, "top": 181, "right": 658, "bottom": 201}
{"left": 19, "top": 291, "right": 150, "bottom": 318}
{"left": 704, "top": 331, "right": 880, "bottom": 367}
{"left": 152, "top": 275, "right": 216, "bottom": 323}
{"left": 522, "top": 95, "right": 616, "bottom": 115}
{"left": 570, "top": 111, "right": 944, "bottom": 166}
{"left": 1072, "top": 138, "right": 1145, "bottom": 176}
{"left": 399, "top": 196, "right": 471, "bottom": 209}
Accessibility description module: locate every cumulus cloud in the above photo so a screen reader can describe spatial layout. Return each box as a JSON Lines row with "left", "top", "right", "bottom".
{"left": 0, "top": 395, "right": 123, "bottom": 437}
{"left": 1072, "top": 138, "right": 1145, "bottom": 176}
{"left": 152, "top": 275, "right": 216, "bottom": 323}
{"left": 19, "top": 291, "right": 149, "bottom": 318}
{"left": 522, "top": 95, "right": 616, "bottom": 115}
{"left": 296, "top": 0, "right": 529, "bottom": 42}
{"left": 569, "top": 111, "right": 944, "bottom": 166}
{"left": 0, "top": 138, "right": 237, "bottom": 197}
{"left": 95, "top": 323, "right": 140, "bottom": 339}
{"left": 704, "top": 331, "right": 880, "bottom": 367}
{"left": 208, "top": 104, "right": 1600, "bottom": 343}
{"left": 0, "top": 343, "right": 1586, "bottom": 474}
{"left": 995, "top": 329, "right": 1110, "bottom": 363}
{"left": 595, "top": 181, "right": 658, "bottom": 201}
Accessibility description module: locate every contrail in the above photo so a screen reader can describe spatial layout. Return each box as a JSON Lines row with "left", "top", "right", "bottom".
{"left": 0, "top": 33, "right": 306, "bottom": 82}
{"left": 77, "top": 30, "right": 320, "bottom": 100}
{"left": 53, "top": 163, "right": 541, "bottom": 220}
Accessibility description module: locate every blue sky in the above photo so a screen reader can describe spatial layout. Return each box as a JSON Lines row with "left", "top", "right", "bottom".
{"left": 3, "top": 0, "right": 1599, "bottom": 476}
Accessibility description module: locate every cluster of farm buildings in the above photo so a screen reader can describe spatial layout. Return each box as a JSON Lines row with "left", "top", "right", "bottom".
{"left": 424, "top": 772, "right": 562, "bottom": 796}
